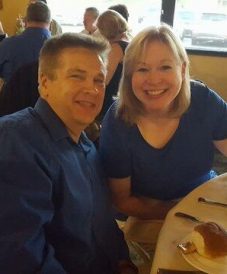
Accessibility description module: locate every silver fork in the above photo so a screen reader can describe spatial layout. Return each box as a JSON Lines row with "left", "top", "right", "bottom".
{"left": 174, "top": 212, "right": 204, "bottom": 223}
{"left": 198, "top": 197, "right": 227, "bottom": 208}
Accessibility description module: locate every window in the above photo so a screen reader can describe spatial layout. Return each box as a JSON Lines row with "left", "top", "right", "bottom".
{"left": 48, "top": 0, "right": 227, "bottom": 54}
{"left": 173, "top": 0, "right": 227, "bottom": 53}
{"left": 47, "top": 0, "right": 162, "bottom": 36}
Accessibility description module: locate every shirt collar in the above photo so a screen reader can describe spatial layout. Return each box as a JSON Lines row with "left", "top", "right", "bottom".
{"left": 34, "top": 98, "right": 92, "bottom": 153}
{"left": 34, "top": 97, "right": 70, "bottom": 141}
{"left": 23, "top": 27, "right": 51, "bottom": 37}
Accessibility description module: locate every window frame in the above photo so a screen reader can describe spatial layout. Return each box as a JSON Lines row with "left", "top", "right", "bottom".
{"left": 161, "top": 0, "right": 227, "bottom": 57}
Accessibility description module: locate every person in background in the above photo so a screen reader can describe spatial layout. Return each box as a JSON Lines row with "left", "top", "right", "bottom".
{"left": 29, "top": 0, "right": 62, "bottom": 35}
{"left": 0, "top": 2, "right": 51, "bottom": 83}
{"left": 0, "top": 61, "right": 39, "bottom": 116}
{"left": 99, "top": 24, "right": 227, "bottom": 220}
{"left": 0, "top": 33, "right": 138, "bottom": 274}
{"left": 108, "top": 4, "right": 129, "bottom": 22}
{"left": 96, "top": 9, "right": 130, "bottom": 120}
{"left": 81, "top": 7, "right": 99, "bottom": 35}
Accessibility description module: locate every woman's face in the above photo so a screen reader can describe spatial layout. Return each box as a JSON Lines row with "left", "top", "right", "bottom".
{"left": 132, "top": 40, "right": 185, "bottom": 116}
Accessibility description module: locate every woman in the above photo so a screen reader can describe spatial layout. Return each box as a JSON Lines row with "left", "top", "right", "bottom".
{"left": 96, "top": 10, "right": 130, "bottom": 120}
{"left": 99, "top": 24, "right": 227, "bottom": 220}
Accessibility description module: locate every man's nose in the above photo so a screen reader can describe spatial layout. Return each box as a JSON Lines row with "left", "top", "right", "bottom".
{"left": 84, "top": 83, "right": 100, "bottom": 94}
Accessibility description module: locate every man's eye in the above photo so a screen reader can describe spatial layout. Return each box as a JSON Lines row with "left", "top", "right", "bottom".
{"left": 95, "top": 79, "right": 105, "bottom": 85}
{"left": 71, "top": 74, "right": 83, "bottom": 79}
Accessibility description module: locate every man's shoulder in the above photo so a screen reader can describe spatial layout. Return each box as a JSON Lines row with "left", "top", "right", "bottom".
{"left": 0, "top": 35, "right": 16, "bottom": 50}
{"left": 0, "top": 108, "right": 41, "bottom": 140}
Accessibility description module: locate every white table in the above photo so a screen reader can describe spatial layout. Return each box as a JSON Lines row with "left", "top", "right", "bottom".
{"left": 150, "top": 173, "right": 227, "bottom": 274}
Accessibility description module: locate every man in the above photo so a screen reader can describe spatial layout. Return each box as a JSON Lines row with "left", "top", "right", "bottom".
{"left": 0, "top": 33, "right": 137, "bottom": 274}
{"left": 0, "top": 2, "right": 51, "bottom": 83}
{"left": 81, "top": 7, "right": 99, "bottom": 35}
{"left": 29, "top": 0, "right": 62, "bottom": 35}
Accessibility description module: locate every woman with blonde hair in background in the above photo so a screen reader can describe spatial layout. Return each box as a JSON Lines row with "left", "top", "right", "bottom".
{"left": 96, "top": 9, "right": 130, "bottom": 120}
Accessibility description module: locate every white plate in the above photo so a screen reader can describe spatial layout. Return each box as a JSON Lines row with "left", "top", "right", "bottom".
{"left": 180, "top": 235, "right": 227, "bottom": 274}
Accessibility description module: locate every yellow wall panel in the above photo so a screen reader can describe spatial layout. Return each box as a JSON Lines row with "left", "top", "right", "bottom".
{"left": 189, "top": 54, "right": 227, "bottom": 101}
{"left": 0, "top": 0, "right": 27, "bottom": 35}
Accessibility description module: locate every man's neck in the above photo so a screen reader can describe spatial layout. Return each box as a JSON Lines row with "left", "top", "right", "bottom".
{"left": 26, "top": 21, "right": 50, "bottom": 29}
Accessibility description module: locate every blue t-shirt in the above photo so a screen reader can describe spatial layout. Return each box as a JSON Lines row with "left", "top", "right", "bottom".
{"left": 99, "top": 81, "right": 227, "bottom": 200}
{"left": 0, "top": 98, "right": 129, "bottom": 274}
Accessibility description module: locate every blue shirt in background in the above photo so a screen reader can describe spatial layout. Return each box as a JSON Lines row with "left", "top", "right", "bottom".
{"left": 99, "top": 81, "right": 227, "bottom": 200}
{"left": 0, "top": 98, "right": 129, "bottom": 274}
{"left": 0, "top": 27, "right": 50, "bottom": 82}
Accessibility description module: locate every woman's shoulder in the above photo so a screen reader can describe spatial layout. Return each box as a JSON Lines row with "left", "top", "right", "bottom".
{"left": 189, "top": 80, "right": 227, "bottom": 119}
{"left": 190, "top": 79, "right": 223, "bottom": 103}
{"left": 102, "top": 101, "right": 132, "bottom": 131}
{"left": 112, "top": 40, "right": 128, "bottom": 51}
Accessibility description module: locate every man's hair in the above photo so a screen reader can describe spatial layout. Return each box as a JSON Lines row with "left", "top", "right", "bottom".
{"left": 85, "top": 7, "right": 99, "bottom": 18}
{"left": 26, "top": 2, "right": 51, "bottom": 23}
{"left": 39, "top": 32, "right": 109, "bottom": 80}
{"left": 108, "top": 4, "right": 129, "bottom": 21}
{"left": 117, "top": 24, "right": 191, "bottom": 124}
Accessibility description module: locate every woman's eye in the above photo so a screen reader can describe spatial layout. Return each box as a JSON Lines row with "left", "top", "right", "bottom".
{"left": 137, "top": 67, "right": 149, "bottom": 72}
{"left": 161, "top": 65, "right": 172, "bottom": 71}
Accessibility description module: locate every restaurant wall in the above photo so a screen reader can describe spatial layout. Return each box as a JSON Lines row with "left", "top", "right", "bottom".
{"left": 0, "top": 0, "right": 27, "bottom": 35}
{"left": 0, "top": 1, "right": 227, "bottom": 101}
{"left": 189, "top": 54, "right": 227, "bottom": 101}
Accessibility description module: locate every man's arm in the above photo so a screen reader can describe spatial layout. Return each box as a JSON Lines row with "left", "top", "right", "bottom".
{"left": 0, "top": 128, "right": 66, "bottom": 273}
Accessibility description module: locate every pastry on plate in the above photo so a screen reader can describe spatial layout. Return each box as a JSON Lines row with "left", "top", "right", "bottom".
{"left": 190, "top": 222, "right": 227, "bottom": 258}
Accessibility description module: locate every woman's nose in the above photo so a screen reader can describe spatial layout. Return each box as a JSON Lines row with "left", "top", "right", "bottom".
{"left": 146, "top": 70, "right": 162, "bottom": 84}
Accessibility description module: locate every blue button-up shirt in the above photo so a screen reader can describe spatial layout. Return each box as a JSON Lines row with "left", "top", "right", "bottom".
{"left": 0, "top": 27, "right": 50, "bottom": 82}
{"left": 0, "top": 98, "right": 129, "bottom": 274}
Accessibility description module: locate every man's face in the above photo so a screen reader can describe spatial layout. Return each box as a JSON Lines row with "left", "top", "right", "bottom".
{"left": 39, "top": 48, "right": 106, "bottom": 135}
{"left": 83, "top": 11, "right": 97, "bottom": 33}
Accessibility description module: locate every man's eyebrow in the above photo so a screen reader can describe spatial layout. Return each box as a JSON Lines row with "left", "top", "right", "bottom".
{"left": 67, "top": 68, "right": 86, "bottom": 74}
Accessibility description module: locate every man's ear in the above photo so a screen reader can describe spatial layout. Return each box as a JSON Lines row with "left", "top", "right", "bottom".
{"left": 38, "top": 72, "right": 49, "bottom": 98}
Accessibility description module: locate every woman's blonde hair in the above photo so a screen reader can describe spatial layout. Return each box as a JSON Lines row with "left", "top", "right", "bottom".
{"left": 96, "top": 10, "right": 128, "bottom": 41}
{"left": 117, "top": 24, "right": 191, "bottom": 124}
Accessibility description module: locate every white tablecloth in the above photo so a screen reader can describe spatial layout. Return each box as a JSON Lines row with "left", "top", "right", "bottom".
{"left": 150, "top": 173, "right": 227, "bottom": 274}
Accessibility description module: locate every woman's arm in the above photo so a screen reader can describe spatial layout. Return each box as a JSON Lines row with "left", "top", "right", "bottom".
{"left": 106, "top": 43, "right": 123, "bottom": 85}
{"left": 214, "top": 139, "right": 227, "bottom": 156}
{"left": 109, "top": 177, "right": 177, "bottom": 220}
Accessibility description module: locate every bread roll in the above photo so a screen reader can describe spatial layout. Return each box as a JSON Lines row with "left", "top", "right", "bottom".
{"left": 191, "top": 222, "right": 227, "bottom": 258}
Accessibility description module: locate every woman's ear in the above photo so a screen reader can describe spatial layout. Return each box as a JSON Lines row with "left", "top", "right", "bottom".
{"left": 181, "top": 62, "right": 186, "bottom": 78}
